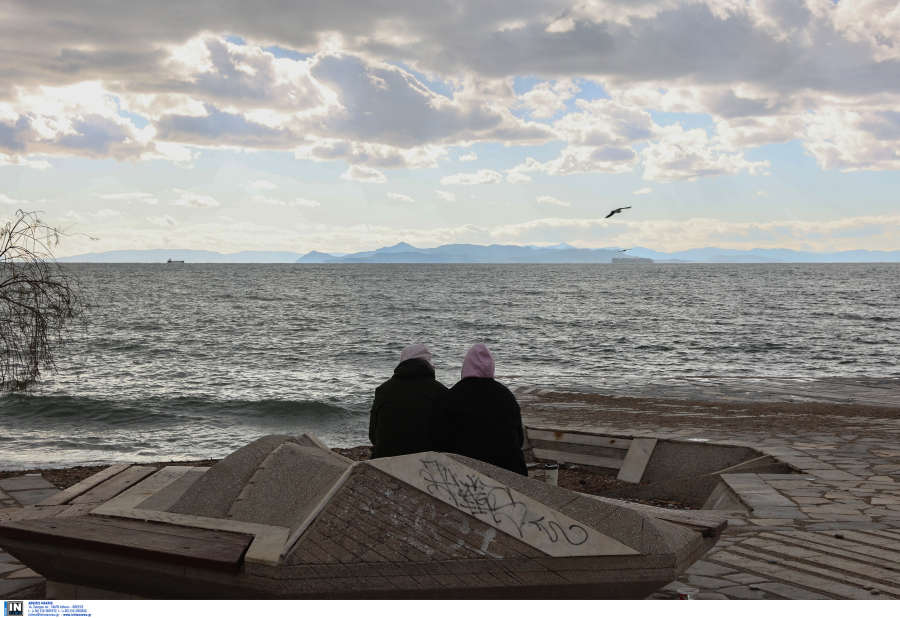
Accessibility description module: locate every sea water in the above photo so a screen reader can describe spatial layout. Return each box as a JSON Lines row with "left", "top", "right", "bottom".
{"left": 1, "top": 263, "right": 897, "bottom": 469}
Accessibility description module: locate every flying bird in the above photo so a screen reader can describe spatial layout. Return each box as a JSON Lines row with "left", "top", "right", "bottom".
{"left": 619, "top": 249, "right": 629, "bottom": 252}
{"left": 605, "top": 206, "right": 632, "bottom": 219}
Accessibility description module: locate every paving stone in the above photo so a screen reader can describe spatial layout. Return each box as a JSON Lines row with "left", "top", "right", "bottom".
{"left": 7, "top": 567, "right": 41, "bottom": 579}
{"left": 0, "top": 578, "right": 43, "bottom": 596}
{"left": 804, "top": 521, "right": 889, "bottom": 531}
{"left": 0, "top": 477, "right": 54, "bottom": 492}
{"left": 0, "top": 552, "right": 19, "bottom": 564}
{"left": 684, "top": 560, "right": 736, "bottom": 577}
{"left": 0, "top": 562, "right": 23, "bottom": 575}
{"left": 719, "top": 585, "right": 773, "bottom": 600}
{"left": 687, "top": 575, "right": 734, "bottom": 589}
{"left": 754, "top": 582, "right": 830, "bottom": 600}
{"left": 7, "top": 488, "right": 60, "bottom": 505}
{"left": 723, "top": 573, "right": 768, "bottom": 585}
{"left": 696, "top": 592, "right": 729, "bottom": 600}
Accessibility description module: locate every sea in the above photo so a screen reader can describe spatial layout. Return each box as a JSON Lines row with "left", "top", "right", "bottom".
{"left": 1, "top": 263, "right": 898, "bottom": 470}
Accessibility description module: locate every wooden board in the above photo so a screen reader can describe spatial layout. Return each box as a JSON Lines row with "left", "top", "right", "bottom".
{"left": 586, "top": 495, "right": 727, "bottom": 537}
{"left": 531, "top": 449, "right": 624, "bottom": 470}
{"left": 38, "top": 465, "right": 131, "bottom": 506}
{"left": 70, "top": 467, "right": 157, "bottom": 505}
{"left": 0, "top": 516, "right": 253, "bottom": 573}
{"left": 616, "top": 438, "right": 657, "bottom": 483}
{"left": 100, "top": 467, "right": 196, "bottom": 511}
{"left": 526, "top": 430, "right": 632, "bottom": 450}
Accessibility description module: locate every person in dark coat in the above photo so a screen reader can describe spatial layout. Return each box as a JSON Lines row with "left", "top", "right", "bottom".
{"left": 441, "top": 343, "right": 528, "bottom": 476}
{"left": 368, "top": 344, "right": 449, "bottom": 459}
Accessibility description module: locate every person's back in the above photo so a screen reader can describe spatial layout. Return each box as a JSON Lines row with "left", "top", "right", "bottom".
{"left": 369, "top": 345, "right": 448, "bottom": 459}
{"left": 441, "top": 343, "right": 528, "bottom": 476}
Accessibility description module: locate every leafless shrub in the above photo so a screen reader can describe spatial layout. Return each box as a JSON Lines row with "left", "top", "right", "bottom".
{"left": 0, "top": 210, "right": 89, "bottom": 392}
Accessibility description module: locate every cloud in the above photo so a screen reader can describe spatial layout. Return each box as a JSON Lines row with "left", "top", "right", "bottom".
{"left": 91, "top": 192, "right": 158, "bottom": 204}
{"left": 172, "top": 189, "right": 220, "bottom": 208}
{"left": 752, "top": 191, "right": 768, "bottom": 197}
{"left": 506, "top": 172, "right": 533, "bottom": 184}
{"left": 147, "top": 214, "right": 178, "bottom": 227}
{"left": 387, "top": 192, "right": 415, "bottom": 202}
{"left": 434, "top": 190, "right": 458, "bottom": 202}
{"left": 341, "top": 164, "right": 387, "bottom": 183}
{"left": 439, "top": 169, "right": 503, "bottom": 185}
{"left": 249, "top": 180, "right": 277, "bottom": 189}
{"left": 252, "top": 195, "right": 321, "bottom": 207}
{"left": 546, "top": 18, "right": 576, "bottom": 34}
{"left": 518, "top": 79, "right": 580, "bottom": 119}
{"left": 641, "top": 125, "right": 770, "bottom": 182}
{"left": 0, "top": 194, "right": 25, "bottom": 204}
{"left": 633, "top": 187, "right": 653, "bottom": 194}
{"left": 458, "top": 152, "right": 477, "bottom": 162}
{"left": 536, "top": 195, "right": 571, "bottom": 206}
{"left": 59, "top": 209, "right": 123, "bottom": 221}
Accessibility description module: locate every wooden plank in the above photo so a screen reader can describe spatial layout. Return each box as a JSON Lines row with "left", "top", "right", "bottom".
{"left": 712, "top": 549, "right": 886, "bottom": 600}
{"left": 100, "top": 467, "right": 196, "bottom": 511}
{"left": 526, "top": 429, "right": 632, "bottom": 450}
{"left": 0, "top": 516, "right": 252, "bottom": 573}
{"left": 531, "top": 449, "right": 623, "bottom": 469}
{"left": 10, "top": 505, "right": 69, "bottom": 521}
{"left": 88, "top": 506, "right": 289, "bottom": 566}
{"left": 38, "top": 464, "right": 132, "bottom": 506}
{"left": 70, "top": 467, "right": 157, "bottom": 505}
{"left": 765, "top": 531, "right": 900, "bottom": 570}
{"left": 741, "top": 536, "right": 900, "bottom": 587}
{"left": 617, "top": 438, "right": 657, "bottom": 483}
{"left": 586, "top": 495, "right": 727, "bottom": 537}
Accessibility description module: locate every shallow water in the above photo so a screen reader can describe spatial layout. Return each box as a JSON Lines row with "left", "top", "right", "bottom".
{"left": 1, "top": 263, "right": 897, "bottom": 469}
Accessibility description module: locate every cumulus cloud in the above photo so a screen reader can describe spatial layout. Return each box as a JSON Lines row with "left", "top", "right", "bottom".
{"left": 387, "top": 192, "right": 415, "bottom": 202}
{"left": 0, "top": 194, "right": 25, "bottom": 204}
{"left": 641, "top": 125, "right": 770, "bottom": 182}
{"left": 341, "top": 164, "right": 387, "bottom": 183}
{"left": 519, "top": 79, "right": 580, "bottom": 119}
{"left": 172, "top": 189, "right": 220, "bottom": 208}
{"left": 147, "top": 214, "right": 178, "bottom": 227}
{"left": 249, "top": 180, "right": 278, "bottom": 189}
{"left": 434, "top": 190, "right": 458, "bottom": 202}
{"left": 439, "top": 169, "right": 503, "bottom": 185}
{"left": 91, "top": 192, "right": 158, "bottom": 204}
{"left": 752, "top": 191, "right": 768, "bottom": 197}
{"left": 536, "top": 195, "right": 571, "bottom": 206}
{"left": 633, "top": 187, "right": 653, "bottom": 194}
{"left": 59, "top": 209, "right": 123, "bottom": 221}
{"left": 252, "top": 195, "right": 321, "bottom": 207}
{"left": 506, "top": 172, "right": 533, "bottom": 184}
{"left": 458, "top": 152, "right": 478, "bottom": 162}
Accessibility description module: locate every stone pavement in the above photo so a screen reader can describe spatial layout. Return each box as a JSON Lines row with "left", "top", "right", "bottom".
{"left": 513, "top": 379, "right": 900, "bottom": 600}
{"left": 508, "top": 376, "right": 900, "bottom": 407}
{"left": 0, "top": 475, "right": 60, "bottom": 598}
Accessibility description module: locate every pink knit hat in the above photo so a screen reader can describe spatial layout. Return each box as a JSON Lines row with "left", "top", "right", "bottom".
{"left": 461, "top": 343, "right": 495, "bottom": 379}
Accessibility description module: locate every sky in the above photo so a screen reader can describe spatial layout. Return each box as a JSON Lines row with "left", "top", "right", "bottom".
{"left": 1, "top": 0, "right": 899, "bottom": 256}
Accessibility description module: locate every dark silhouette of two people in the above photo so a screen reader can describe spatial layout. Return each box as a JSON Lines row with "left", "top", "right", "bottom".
{"left": 368, "top": 343, "right": 528, "bottom": 476}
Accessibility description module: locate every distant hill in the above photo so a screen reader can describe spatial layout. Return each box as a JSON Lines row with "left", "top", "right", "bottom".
{"left": 57, "top": 244, "right": 900, "bottom": 263}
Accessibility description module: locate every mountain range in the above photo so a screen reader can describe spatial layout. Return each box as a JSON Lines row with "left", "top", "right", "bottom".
{"left": 57, "top": 243, "right": 900, "bottom": 263}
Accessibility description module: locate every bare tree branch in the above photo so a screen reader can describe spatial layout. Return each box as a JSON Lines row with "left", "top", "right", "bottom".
{"left": 0, "top": 210, "right": 90, "bottom": 392}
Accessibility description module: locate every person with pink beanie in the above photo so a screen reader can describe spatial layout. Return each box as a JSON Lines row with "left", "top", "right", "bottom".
{"left": 440, "top": 343, "right": 528, "bottom": 476}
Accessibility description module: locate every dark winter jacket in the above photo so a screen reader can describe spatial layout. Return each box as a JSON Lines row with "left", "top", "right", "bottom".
{"left": 368, "top": 359, "right": 449, "bottom": 459}
{"left": 440, "top": 377, "right": 528, "bottom": 476}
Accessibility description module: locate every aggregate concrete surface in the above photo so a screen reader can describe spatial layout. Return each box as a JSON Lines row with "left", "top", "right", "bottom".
{"left": 512, "top": 376, "right": 900, "bottom": 600}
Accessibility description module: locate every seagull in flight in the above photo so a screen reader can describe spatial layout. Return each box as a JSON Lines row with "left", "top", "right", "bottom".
{"left": 619, "top": 249, "right": 629, "bottom": 252}
{"left": 605, "top": 206, "right": 632, "bottom": 219}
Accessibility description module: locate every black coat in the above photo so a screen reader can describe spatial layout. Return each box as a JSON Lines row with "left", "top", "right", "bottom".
{"left": 368, "top": 359, "right": 449, "bottom": 459}
{"left": 440, "top": 377, "right": 528, "bottom": 476}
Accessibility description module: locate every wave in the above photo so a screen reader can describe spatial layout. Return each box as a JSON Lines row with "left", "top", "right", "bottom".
{"left": 0, "top": 394, "right": 362, "bottom": 427}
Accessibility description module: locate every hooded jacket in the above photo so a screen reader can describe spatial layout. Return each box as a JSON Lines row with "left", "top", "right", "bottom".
{"left": 368, "top": 359, "right": 449, "bottom": 459}
{"left": 440, "top": 344, "right": 528, "bottom": 476}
